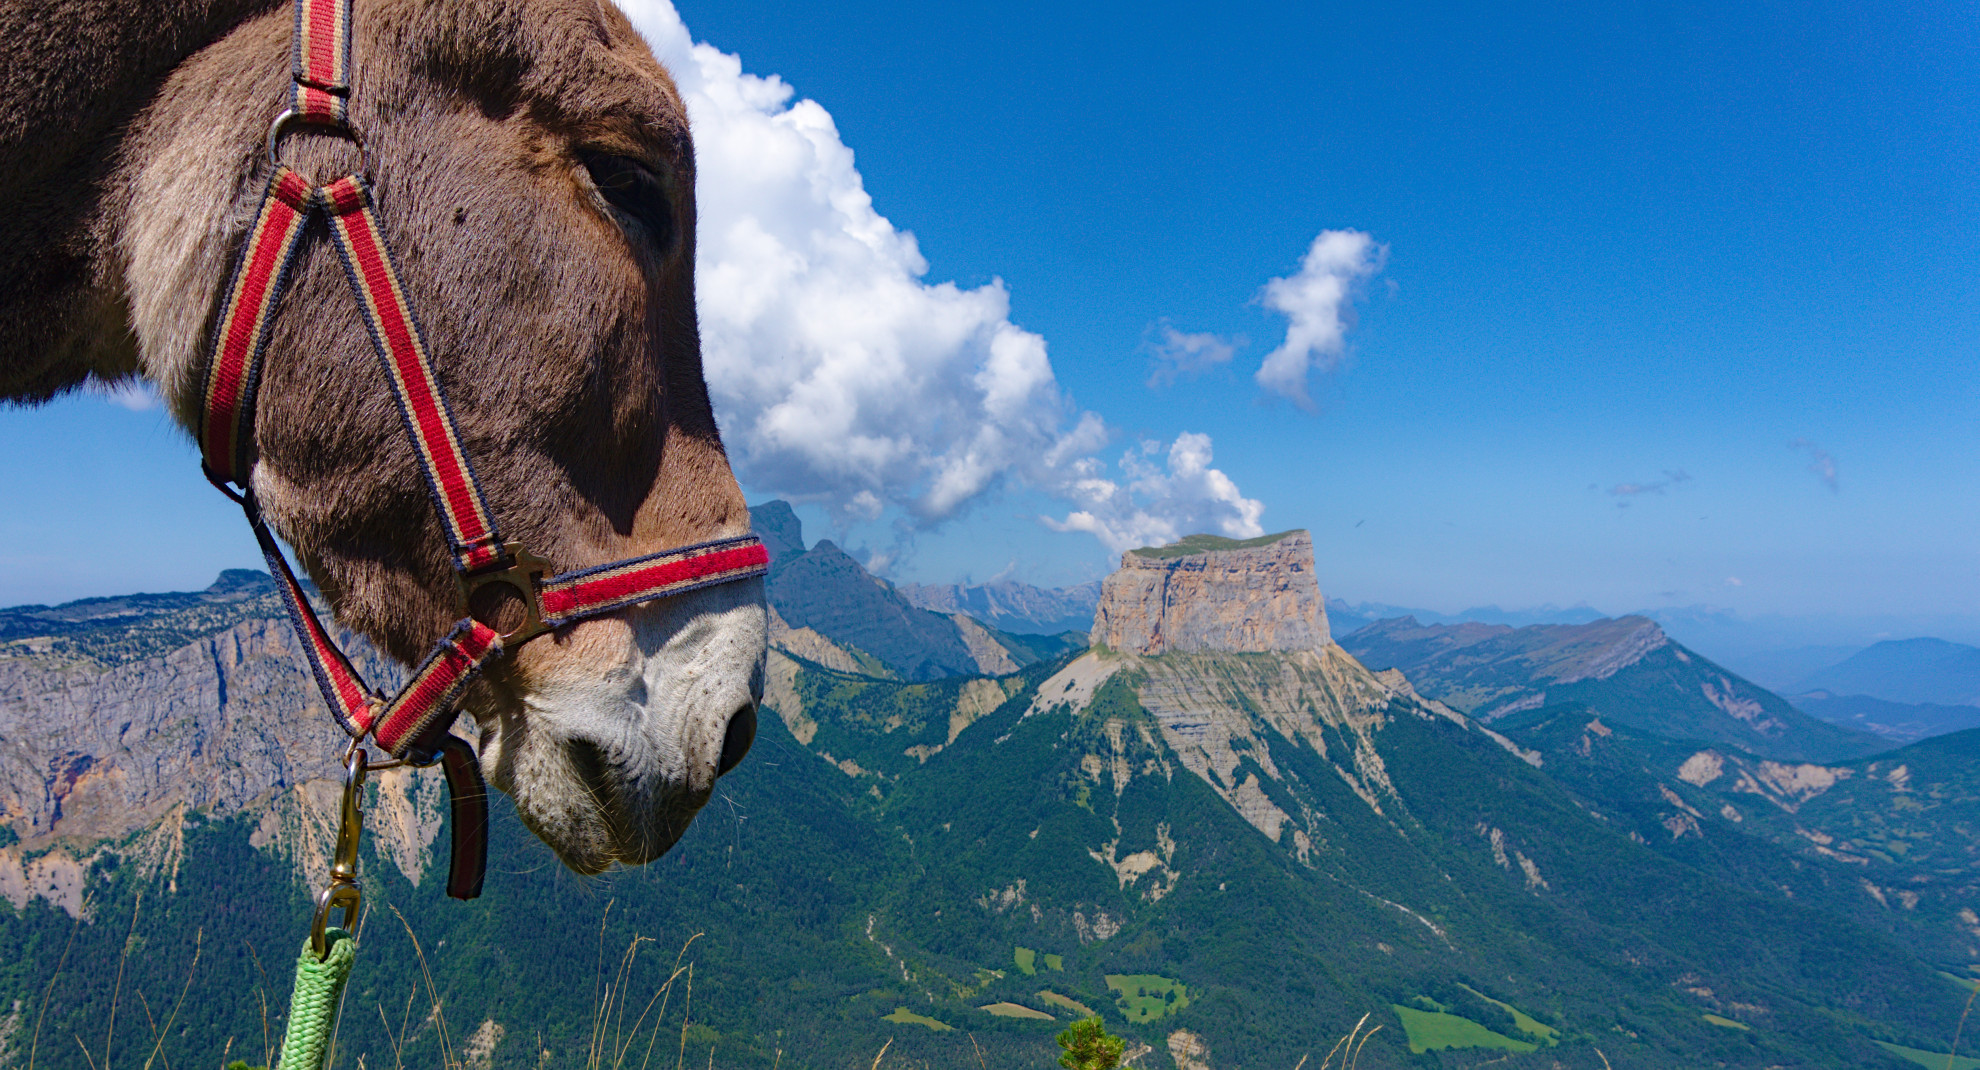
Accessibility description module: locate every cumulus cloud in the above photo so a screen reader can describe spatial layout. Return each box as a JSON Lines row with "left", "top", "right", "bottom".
{"left": 1043, "top": 433, "right": 1265, "bottom": 555}
{"left": 1789, "top": 439, "right": 1839, "bottom": 492}
{"left": 621, "top": 0, "right": 1262, "bottom": 552}
{"left": 1255, "top": 230, "right": 1385, "bottom": 408}
{"left": 1145, "top": 322, "right": 1240, "bottom": 387}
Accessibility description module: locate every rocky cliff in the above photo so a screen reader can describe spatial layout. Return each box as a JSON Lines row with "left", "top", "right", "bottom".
{"left": 1093, "top": 531, "right": 1330, "bottom": 655}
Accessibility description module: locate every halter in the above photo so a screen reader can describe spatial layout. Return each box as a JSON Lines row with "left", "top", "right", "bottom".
{"left": 198, "top": 0, "right": 768, "bottom": 903}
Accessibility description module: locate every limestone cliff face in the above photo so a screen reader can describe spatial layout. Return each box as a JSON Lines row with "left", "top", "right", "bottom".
{"left": 0, "top": 615, "right": 451, "bottom": 913}
{"left": 0, "top": 617, "right": 386, "bottom": 845}
{"left": 1093, "top": 531, "right": 1330, "bottom": 655}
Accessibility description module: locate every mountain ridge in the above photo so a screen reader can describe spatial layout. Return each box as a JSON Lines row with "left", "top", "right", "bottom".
{"left": 1341, "top": 614, "right": 1888, "bottom": 762}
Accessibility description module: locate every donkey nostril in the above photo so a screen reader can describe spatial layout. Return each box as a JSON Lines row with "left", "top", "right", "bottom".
{"left": 716, "top": 703, "right": 756, "bottom": 777}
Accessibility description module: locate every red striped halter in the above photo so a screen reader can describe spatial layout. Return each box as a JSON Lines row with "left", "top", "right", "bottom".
{"left": 198, "top": 0, "right": 768, "bottom": 899}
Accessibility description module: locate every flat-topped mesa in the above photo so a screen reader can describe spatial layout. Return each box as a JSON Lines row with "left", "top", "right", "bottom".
{"left": 1094, "top": 530, "right": 1331, "bottom": 655}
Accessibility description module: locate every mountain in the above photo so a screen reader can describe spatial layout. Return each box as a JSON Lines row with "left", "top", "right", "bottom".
{"left": 1794, "top": 637, "right": 1980, "bottom": 707}
{"left": 750, "top": 502, "right": 1081, "bottom": 681}
{"left": 1790, "top": 690, "right": 1980, "bottom": 744}
{"left": 4, "top": 540, "right": 1975, "bottom": 1070}
{"left": 896, "top": 579, "right": 1100, "bottom": 636}
{"left": 1096, "top": 531, "right": 1329, "bottom": 653}
{"left": 1340, "top": 615, "right": 1889, "bottom": 762}
{"left": 1493, "top": 704, "right": 1980, "bottom": 968}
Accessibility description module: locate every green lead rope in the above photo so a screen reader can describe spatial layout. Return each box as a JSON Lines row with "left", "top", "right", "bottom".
{"left": 275, "top": 928, "right": 356, "bottom": 1070}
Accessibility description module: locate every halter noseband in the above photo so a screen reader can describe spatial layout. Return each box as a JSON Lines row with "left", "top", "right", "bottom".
{"left": 196, "top": 0, "right": 768, "bottom": 898}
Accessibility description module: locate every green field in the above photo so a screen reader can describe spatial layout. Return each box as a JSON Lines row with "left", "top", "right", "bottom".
{"left": 1038, "top": 991, "right": 1099, "bottom": 1018}
{"left": 1878, "top": 1042, "right": 1980, "bottom": 1070}
{"left": 1106, "top": 974, "right": 1191, "bottom": 1023}
{"left": 981, "top": 1002, "right": 1055, "bottom": 1020}
{"left": 1458, "top": 984, "right": 1558, "bottom": 1043}
{"left": 1044, "top": 953, "right": 1065, "bottom": 971}
{"left": 1702, "top": 1014, "right": 1749, "bottom": 1030}
{"left": 1391, "top": 1005, "right": 1539, "bottom": 1055}
{"left": 1014, "top": 946, "right": 1037, "bottom": 974}
{"left": 882, "top": 1007, "right": 953, "bottom": 1031}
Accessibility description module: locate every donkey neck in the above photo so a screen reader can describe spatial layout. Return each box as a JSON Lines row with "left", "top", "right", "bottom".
{"left": 0, "top": 0, "right": 280, "bottom": 401}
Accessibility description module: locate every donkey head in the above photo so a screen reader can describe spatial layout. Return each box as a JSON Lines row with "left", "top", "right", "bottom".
{"left": 119, "top": 0, "right": 765, "bottom": 873}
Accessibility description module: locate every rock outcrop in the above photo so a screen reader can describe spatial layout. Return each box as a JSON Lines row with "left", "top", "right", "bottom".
{"left": 1093, "top": 531, "right": 1330, "bottom": 655}
{"left": 749, "top": 499, "right": 807, "bottom": 566}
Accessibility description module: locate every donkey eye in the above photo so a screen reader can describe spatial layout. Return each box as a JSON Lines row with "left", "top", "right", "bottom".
{"left": 579, "top": 151, "right": 675, "bottom": 253}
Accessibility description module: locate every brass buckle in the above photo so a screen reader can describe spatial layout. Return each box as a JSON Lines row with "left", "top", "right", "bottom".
{"left": 458, "top": 542, "right": 553, "bottom": 646}
{"left": 310, "top": 748, "right": 367, "bottom": 958}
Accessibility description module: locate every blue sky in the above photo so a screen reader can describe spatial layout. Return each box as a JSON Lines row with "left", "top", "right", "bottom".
{"left": 3, "top": 0, "right": 1976, "bottom": 640}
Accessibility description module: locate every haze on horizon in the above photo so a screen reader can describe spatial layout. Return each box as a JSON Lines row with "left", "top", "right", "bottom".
{"left": 1, "top": 0, "right": 1972, "bottom": 640}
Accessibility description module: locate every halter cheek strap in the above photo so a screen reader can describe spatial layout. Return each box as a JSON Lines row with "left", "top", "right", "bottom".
{"left": 197, "top": 0, "right": 768, "bottom": 898}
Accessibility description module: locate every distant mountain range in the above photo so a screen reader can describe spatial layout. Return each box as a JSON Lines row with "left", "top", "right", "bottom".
{"left": 895, "top": 579, "right": 1101, "bottom": 636}
{"left": 1324, "top": 600, "right": 1609, "bottom": 636}
{"left": 1793, "top": 637, "right": 1980, "bottom": 706}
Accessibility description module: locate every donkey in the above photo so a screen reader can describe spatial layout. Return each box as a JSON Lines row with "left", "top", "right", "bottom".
{"left": 0, "top": 0, "right": 768, "bottom": 874}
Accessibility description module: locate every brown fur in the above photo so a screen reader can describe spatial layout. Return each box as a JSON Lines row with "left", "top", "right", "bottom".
{"left": 2, "top": 0, "right": 763, "bottom": 868}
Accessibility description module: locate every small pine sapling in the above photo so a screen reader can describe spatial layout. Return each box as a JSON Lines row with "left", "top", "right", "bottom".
{"left": 1056, "top": 1016, "right": 1125, "bottom": 1070}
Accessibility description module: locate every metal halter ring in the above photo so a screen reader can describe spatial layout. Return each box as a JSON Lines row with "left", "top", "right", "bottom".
{"left": 458, "top": 542, "right": 555, "bottom": 645}
{"left": 266, "top": 108, "right": 367, "bottom": 175}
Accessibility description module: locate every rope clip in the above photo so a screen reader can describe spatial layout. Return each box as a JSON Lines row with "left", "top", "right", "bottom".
{"left": 310, "top": 747, "right": 367, "bottom": 959}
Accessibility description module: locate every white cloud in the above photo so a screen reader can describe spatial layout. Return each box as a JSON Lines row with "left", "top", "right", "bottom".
{"left": 90, "top": 379, "right": 162, "bottom": 411}
{"left": 1044, "top": 433, "right": 1265, "bottom": 556}
{"left": 1255, "top": 230, "right": 1384, "bottom": 408}
{"left": 626, "top": 3, "right": 1075, "bottom": 525}
{"left": 620, "top": 0, "right": 1270, "bottom": 557}
{"left": 1146, "top": 322, "right": 1239, "bottom": 387}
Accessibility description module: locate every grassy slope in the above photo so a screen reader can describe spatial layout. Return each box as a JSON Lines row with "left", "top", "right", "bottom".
{"left": 1497, "top": 704, "right": 1980, "bottom": 968}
